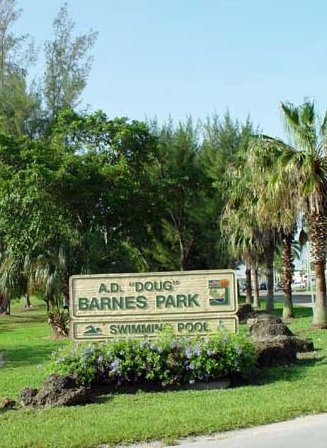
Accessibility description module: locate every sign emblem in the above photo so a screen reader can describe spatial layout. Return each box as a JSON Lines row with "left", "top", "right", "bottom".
{"left": 83, "top": 325, "right": 102, "bottom": 336}
{"left": 208, "top": 279, "right": 230, "bottom": 306}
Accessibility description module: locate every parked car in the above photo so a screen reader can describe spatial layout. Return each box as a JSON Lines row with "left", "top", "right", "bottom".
{"left": 259, "top": 282, "right": 267, "bottom": 290}
{"left": 291, "top": 281, "right": 306, "bottom": 289}
{"left": 274, "top": 282, "right": 284, "bottom": 292}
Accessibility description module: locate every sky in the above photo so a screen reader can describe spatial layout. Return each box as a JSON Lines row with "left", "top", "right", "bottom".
{"left": 16, "top": 0, "right": 327, "bottom": 138}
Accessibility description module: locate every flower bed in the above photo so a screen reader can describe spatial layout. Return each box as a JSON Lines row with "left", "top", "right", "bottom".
{"left": 51, "top": 330, "right": 257, "bottom": 388}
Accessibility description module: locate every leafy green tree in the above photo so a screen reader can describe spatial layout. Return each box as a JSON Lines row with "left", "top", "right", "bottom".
{"left": 148, "top": 118, "right": 221, "bottom": 271}
{"left": 0, "top": 0, "right": 40, "bottom": 136}
{"left": 0, "top": 109, "right": 157, "bottom": 317}
{"left": 43, "top": 3, "right": 97, "bottom": 118}
{"left": 200, "top": 113, "right": 256, "bottom": 269}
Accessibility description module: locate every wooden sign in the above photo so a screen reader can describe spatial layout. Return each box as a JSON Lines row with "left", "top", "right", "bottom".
{"left": 69, "top": 270, "right": 239, "bottom": 340}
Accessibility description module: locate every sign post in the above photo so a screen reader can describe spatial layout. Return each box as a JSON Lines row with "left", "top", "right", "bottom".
{"left": 69, "top": 270, "right": 239, "bottom": 340}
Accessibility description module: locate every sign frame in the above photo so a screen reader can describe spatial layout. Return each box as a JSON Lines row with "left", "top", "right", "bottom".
{"left": 69, "top": 269, "right": 239, "bottom": 340}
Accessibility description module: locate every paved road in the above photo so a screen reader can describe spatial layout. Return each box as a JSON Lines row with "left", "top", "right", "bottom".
{"left": 114, "top": 414, "right": 327, "bottom": 448}
{"left": 260, "top": 291, "right": 315, "bottom": 306}
{"left": 164, "top": 413, "right": 327, "bottom": 448}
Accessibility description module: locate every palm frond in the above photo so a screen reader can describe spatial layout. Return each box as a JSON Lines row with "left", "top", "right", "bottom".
{"left": 281, "top": 101, "right": 317, "bottom": 151}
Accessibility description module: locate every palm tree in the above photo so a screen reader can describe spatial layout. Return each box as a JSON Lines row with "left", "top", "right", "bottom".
{"left": 220, "top": 151, "right": 269, "bottom": 310}
{"left": 229, "top": 138, "right": 282, "bottom": 313}
{"left": 0, "top": 249, "right": 32, "bottom": 315}
{"left": 247, "top": 138, "right": 298, "bottom": 318}
{"left": 221, "top": 203, "right": 262, "bottom": 308}
{"left": 253, "top": 101, "right": 327, "bottom": 328}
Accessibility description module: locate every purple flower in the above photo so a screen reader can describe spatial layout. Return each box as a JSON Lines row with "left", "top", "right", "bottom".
{"left": 110, "top": 359, "right": 121, "bottom": 373}
{"left": 234, "top": 344, "right": 242, "bottom": 355}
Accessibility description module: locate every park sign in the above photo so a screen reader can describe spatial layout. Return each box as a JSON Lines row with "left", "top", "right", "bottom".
{"left": 69, "top": 269, "right": 239, "bottom": 340}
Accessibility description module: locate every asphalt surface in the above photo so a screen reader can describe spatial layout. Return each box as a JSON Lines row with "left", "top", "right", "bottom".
{"left": 165, "top": 413, "right": 327, "bottom": 448}
{"left": 260, "top": 291, "right": 315, "bottom": 306}
{"left": 112, "top": 413, "right": 327, "bottom": 448}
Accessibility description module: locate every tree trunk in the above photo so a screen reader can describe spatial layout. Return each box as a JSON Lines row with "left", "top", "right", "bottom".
{"left": 252, "top": 267, "right": 260, "bottom": 309}
{"left": 44, "top": 297, "right": 50, "bottom": 313}
{"left": 265, "top": 243, "right": 275, "bottom": 313}
{"left": 0, "top": 294, "right": 10, "bottom": 315}
{"left": 245, "top": 263, "right": 252, "bottom": 305}
{"left": 282, "top": 233, "right": 294, "bottom": 320}
{"left": 62, "top": 275, "right": 70, "bottom": 310}
{"left": 312, "top": 260, "right": 327, "bottom": 328}
{"left": 23, "top": 292, "right": 32, "bottom": 309}
{"left": 179, "top": 237, "right": 186, "bottom": 271}
{"left": 178, "top": 231, "right": 194, "bottom": 271}
{"left": 309, "top": 211, "right": 327, "bottom": 328}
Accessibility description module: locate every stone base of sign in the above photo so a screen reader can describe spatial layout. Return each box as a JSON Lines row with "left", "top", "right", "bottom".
{"left": 185, "top": 380, "right": 231, "bottom": 390}
{"left": 87, "top": 378, "right": 232, "bottom": 397}
{"left": 17, "top": 376, "right": 232, "bottom": 409}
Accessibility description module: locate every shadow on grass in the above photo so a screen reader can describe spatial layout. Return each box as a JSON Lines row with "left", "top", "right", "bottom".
{"left": 3, "top": 342, "right": 65, "bottom": 367}
{"left": 0, "top": 308, "right": 47, "bottom": 328}
{"left": 269, "top": 307, "right": 313, "bottom": 319}
{"left": 252, "top": 354, "right": 324, "bottom": 387}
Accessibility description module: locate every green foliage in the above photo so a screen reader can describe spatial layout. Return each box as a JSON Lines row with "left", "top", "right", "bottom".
{"left": 43, "top": 3, "right": 97, "bottom": 117}
{"left": 147, "top": 117, "right": 226, "bottom": 271}
{"left": 0, "top": 109, "right": 157, "bottom": 313}
{"left": 51, "top": 330, "right": 257, "bottom": 387}
{"left": 0, "top": 0, "right": 40, "bottom": 136}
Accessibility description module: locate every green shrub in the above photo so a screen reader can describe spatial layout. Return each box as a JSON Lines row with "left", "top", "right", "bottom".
{"left": 51, "top": 330, "right": 257, "bottom": 387}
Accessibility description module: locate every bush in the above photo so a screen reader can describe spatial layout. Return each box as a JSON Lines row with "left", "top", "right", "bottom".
{"left": 51, "top": 330, "right": 257, "bottom": 388}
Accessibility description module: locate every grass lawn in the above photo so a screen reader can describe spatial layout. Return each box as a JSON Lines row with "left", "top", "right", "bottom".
{"left": 1, "top": 299, "right": 327, "bottom": 448}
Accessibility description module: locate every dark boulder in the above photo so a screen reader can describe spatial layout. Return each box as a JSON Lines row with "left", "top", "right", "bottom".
{"left": 248, "top": 314, "right": 293, "bottom": 340}
{"left": 294, "top": 337, "right": 314, "bottom": 353}
{"left": 20, "top": 388, "right": 38, "bottom": 407}
{"left": 247, "top": 314, "right": 314, "bottom": 368}
{"left": 237, "top": 304, "right": 256, "bottom": 322}
{"left": 255, "top": 336, "right": 297, "bottom": 367}
{"left": 21, "top": 375, "right": 91, "bottom": 408}
{"left": 0, "top": 397, "right": 17, "bottom": 410}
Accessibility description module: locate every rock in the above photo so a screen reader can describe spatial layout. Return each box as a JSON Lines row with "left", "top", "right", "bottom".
{"left": 255, "top": 336, "right": 298, "bottom": 367}
{"left": 294, "top": 337, "right": 314, "bottom": 353}
{"left": 237, "top": 304, "right": 256, "bottom": 322}
{"left": 248, "top": 314, "right": 315, "bottom": 367}
{"left": 248, "top": 314, "right": 294, "bottom": 340}
{"left": 20, "top": 375, "right": 91, "bottom": 408}
{"left": 20, "top": 388, "right": 38, "bottom": 407}
{"left": 0, "top": 397, "right": 16, "bottom": 410}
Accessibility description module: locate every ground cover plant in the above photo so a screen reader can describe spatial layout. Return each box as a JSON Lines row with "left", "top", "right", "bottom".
{"left": 51, "top": 330, "right": 256, "bottom": 388}
{"left": 1, "top": 300, "right": 327, "bottom": 448}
